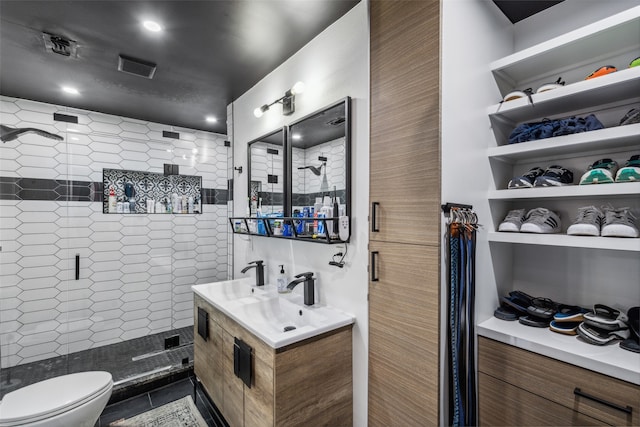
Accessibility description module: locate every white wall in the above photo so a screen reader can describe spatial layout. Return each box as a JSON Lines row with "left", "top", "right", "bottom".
{"left": 230, "top": 3, "right": 369, "bottom": 425}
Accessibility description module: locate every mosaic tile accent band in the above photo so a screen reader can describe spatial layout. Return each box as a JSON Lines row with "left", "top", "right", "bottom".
{"left": 102, "top": 169, "right": 202, "bottom": 213}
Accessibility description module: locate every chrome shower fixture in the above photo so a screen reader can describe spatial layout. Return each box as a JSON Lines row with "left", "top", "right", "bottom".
{"left": 298, "top": 156, "right": 327, "bottom": 176}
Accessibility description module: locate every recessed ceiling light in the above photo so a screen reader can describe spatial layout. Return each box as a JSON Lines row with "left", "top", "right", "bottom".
{"left": 62, "top": 86, "right": 79, "bottom": 95}
{"left": 205, "top": 116, "right": 217, "bottom": 123}
{"left": 292, "top": 133, "right": 302, "bottom": 140}
{"left": 143, "top": 20, "right": 163, "bottom": 32}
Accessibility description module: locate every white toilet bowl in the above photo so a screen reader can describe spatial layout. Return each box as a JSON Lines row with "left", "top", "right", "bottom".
{"left": 0, "top": 371, "right": 112, "bottom": 427}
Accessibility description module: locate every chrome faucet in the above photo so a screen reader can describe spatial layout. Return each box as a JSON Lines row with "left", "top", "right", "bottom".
{"left": 287, "top": 272, "right": 315, "bottom": 306}
{"left": 241, "top": 260, "right": 265, "bottom": 286}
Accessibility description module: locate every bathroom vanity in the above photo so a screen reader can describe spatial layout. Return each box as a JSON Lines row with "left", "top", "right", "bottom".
{"left": 192, "top": 280, "right": 354, "bottom": 427}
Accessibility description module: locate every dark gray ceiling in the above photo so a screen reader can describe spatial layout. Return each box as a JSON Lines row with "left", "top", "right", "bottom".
{"left": 0, "top": 0, "right": 359, "bottom": 135}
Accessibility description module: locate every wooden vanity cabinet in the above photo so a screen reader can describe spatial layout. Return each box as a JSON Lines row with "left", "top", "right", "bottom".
{"left": 479, "top": 337, "right": 640, "bottom": 426}
{"left": 194, "top": 294, "right": 353, "bottom": 427}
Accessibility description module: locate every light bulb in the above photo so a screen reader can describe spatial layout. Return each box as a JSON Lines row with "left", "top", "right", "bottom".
{"left": 290, "top": 81, "right": 305, "bottom": 95}
{"left": 254, "top": 105, "right": 268, "bottom": 118}
{"left": 143, "top": 21, "right": 163, "bottom": 32}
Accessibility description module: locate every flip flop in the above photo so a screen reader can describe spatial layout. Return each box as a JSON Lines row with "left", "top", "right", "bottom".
{"left": 554, "top": 304, "right": 589, "bottom": 322}
{"left": 583, "top": 304, "right": 628, "bottom": 331}
{"left": 549, "top": 320, "right": 581, "bottom": 335}
{"left": 620, "top": 307, "right": 640, "bottom": 353}
{"left": 526, "top": 297, "right": 558, "bottom": 320}
{"left": 519, "top": 315, "right": 550, "bottom": 328}
{"left": 494, "top": 305, "right": 519, "bottom": 321}
{"left": 501, "top": 290, "right": 534, "bottom": 315}
{"left": 577, "top": 323, "right": 629, "bottom": 345}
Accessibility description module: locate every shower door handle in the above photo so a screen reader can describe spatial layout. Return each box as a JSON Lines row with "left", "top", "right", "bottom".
{"left": 371, "top": 202, "right": 380, "bottom": 232}
{"left": 75, "top": 254, "right": 80, "bottom": 280}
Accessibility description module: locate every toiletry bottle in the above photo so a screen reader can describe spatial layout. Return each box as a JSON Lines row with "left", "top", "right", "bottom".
{"left": 155, "top": 200, "right": 162, "bottom": 213}
{"left": 108, "top": 186, "right": 117, "bottom": 213}
{"left": 188, "top": 196, "right": 194, "bottom": 214}
{"left": 277, "top": 265, "right": 288, "bottom": 293}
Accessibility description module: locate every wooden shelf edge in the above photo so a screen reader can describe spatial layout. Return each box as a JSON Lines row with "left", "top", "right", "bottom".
{"left": 488, "top": 182, "right": 640, "bottom": 200}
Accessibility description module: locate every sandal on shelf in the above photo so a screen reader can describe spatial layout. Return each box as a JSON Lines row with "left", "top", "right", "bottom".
{"left": 620, "top": 307, "right": 640, "bottom": 353}
{"left": 494, "top": 305, "right": 519, "bottom": 321}
{"left": 501, "top": 290, "right": 534, "bottom": 315}
{"left": 577, "top": 323, "right": 629, "bottom": 345}
{"left": 554, "top": 304, "right": 589, "bottom": 322}
{"left": 518, "top": 315, "right": 550, "bottom": 328}
{"left": 549, "top": 320, "right": 581, "bottom": 335}
{"left": 526, "top": 297, "right": 558, "bottom": 320}
{"left": 583, "top": 304, "right": 628, "bottom": 331}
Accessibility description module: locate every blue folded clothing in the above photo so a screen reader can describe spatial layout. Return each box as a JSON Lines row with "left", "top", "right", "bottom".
{"left": 509, "top": 114, "right": 604, "bottom": 144}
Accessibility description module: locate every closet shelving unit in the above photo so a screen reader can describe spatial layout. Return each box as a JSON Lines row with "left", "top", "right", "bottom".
{"left": 478, "top": 6, "right": 640, "bottom": 384}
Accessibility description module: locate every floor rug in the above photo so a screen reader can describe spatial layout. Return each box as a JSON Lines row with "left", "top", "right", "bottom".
{"left": 109, "top": 395, "right": 208, "bottom": 427}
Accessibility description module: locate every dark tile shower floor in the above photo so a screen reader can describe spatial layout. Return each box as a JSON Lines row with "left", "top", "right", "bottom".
{"left": 0, "top": 326, "right": 194, "bottom": 403}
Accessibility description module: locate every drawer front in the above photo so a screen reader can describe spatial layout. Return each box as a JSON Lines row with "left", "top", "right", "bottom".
{"left": 479, "top": 372, "right": 606, "bottom": 426}
{"left": 479, "top": 337, "right": 639, "bottom": 426}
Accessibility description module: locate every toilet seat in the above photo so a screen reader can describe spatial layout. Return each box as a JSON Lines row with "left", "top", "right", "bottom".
{"left": 0, "top": 371, "right": 112, "bottom": 426}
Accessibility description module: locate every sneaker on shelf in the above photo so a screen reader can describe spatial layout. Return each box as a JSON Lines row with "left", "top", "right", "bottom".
{"left": 615, "top": 154, "right": 640, "bottom": 182}
{"left": 536, "top": 77, "right": 565, "bottom": 93}
{"left": 520, "top": 208, "right": 561, "bottom": 234}
{"left": 601, "top": 206, "right": 639, "bottom": 238}
{"left": 508, "top": 167, "right": 544, "bottom": 189}
{"left": 533, "top": 165, "right": 574, "bottom": 187}
{"left": 618, "top": 108, "right": 640, "bottom": 126}
{"left": 630, "top": 56, "right": 640, "bottom": 68}
{"left": 503, "top": 88, "right": 533, "bottom": 103}
{"left": 578, "top": 158, "right": 618, "bottom": 185}
{"left": 498, "top": 209, "right": 526, "bottom": 232}
{"left": 567, "top": 206, "right": 603, "bottom": 236}
{"left": 585, "top": 65, "right": 617, "bottom": 80}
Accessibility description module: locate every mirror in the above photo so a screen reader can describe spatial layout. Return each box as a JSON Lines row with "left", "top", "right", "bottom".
{"left": 247, "top": 128, "right": 286, "bottom": 216}
{"left": 289, "top": 97, "right": 351, "bottom": 217}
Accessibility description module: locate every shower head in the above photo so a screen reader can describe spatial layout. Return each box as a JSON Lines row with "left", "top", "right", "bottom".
{"left": 1, "top": 125, "right": 63, "bottom": 143}
{"left": 297, "top": 165, "right": 322, "bottom": 176}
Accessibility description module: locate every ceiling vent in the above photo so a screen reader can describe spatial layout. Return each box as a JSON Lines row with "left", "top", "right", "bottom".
{"left": 326, "top": 117, "right": 345, "bottom": 126}
{"left": 42, "top": 33, "right": 77, "bottom": 58}
{"left": 118, "top": 54, "right": 157, "bottom": 79}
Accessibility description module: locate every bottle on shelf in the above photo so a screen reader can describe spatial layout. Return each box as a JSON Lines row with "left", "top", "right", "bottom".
{"left": 108, "top": 186, "right": 117, "bottom": 213}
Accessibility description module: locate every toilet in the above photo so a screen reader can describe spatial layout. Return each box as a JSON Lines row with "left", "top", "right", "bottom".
{"left": 0, "top": 371, "right": 112, "bottom": 427}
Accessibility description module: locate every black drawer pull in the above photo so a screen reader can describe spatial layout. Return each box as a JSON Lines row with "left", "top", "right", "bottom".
{"left": 574, "top": 388, "right": 632, "bottom": 414}
{"left": 75, "top": 254, "right": 80, "bottom": 280}
{"left": 370, "top": 251, "right": 379, "bottom": 282}
{"left": 371, "top": 202, "right": 380, "bottom": 232}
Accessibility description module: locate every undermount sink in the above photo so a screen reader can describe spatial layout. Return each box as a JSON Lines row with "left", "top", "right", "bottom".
{"left": 192, "top": 279, "right": 354, "bottom": 348}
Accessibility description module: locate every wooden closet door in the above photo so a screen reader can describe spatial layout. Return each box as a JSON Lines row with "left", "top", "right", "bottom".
{"left": 368, "top": 241, "right": 439, "bottom": 425}
{"left": 369, "top": 0, "right": 441, "bottom": 246}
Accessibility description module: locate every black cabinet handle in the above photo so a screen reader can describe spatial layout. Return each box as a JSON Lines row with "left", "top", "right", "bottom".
{"left": 371, "top": 202, "right": 380, "bottom": 232}
{"left": 370, "top": 251, "right": 379, "bottom": 282}
{"left": 574, "top": 388, "right": 632, "bottom": 414}
{"left": 75, "top": 254, "right": 80, "bottom": 280}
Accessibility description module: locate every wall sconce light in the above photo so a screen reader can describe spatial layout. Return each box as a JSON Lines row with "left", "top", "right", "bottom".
{"left": 254, "top": 81, "right": 305, "bottom": 118}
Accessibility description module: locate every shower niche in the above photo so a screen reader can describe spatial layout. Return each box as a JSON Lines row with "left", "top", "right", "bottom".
{"left": 236, "top": 97, "right": 351, "bottom": 243}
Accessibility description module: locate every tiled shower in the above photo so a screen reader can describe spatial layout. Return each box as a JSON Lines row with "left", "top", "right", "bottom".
{"left": 0, "top": 95, "right": 231, "bottom": 396}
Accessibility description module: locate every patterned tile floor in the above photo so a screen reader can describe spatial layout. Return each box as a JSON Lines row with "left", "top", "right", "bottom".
{"left": 0, "top": 327, "right": 194, "bottom": 402}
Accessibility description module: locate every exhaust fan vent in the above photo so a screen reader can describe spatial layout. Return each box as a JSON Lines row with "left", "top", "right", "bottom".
{"left": 118, "top": 54, "right": 157, "bottom": 79}
{"left": 42, "top": 33, "right": 77, "bottom": 58}
{"left": 326, "top": 117, "right": 345, "bottom": 126}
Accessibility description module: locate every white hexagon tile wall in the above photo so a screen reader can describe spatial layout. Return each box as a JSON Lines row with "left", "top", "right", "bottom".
{"left": 0, "top": 95, "right": 230, "bottom": 368}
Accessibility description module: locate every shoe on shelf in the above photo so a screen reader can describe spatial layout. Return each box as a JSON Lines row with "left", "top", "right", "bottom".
{"left": 553, "top": 304, "right": 589, "bottom": 322}
{"left": 618, "top": 108, "right": 640, "bottom": 126}
{"left": 526, "top": 297, "right": 558, "bottom": 320}
{"left": 601, "top": 206, "right": 639, "bottom": 238}
{"left": 577, "top": 322, "right": 630, "bottom": 345}
{"left": 583, "top": 304, "right": 629, "bottom": 331}
{"left": 508, "top": 167, "right": 545, "bottom": 189}
{"left": 533, "top": 165, "right": 574, "bottom": 187}
{"left": 585, "top": 65, "right": 617, "bottom": 80}
{"left": 536, "top": 77, "right": 565, "bottom": 93}
{"left": 520, "top": 208, "right": 561, "bottom": 234}
{"left": 550, "top": 320, "right": 581, "bottom": 335}
{"left": 503, "top": 88, "right": 533, "bottom": 103}
{"left": 579, "top": 158, "right": 618, "bottom": 185}
{"left": 567, "top": 206, "right": 603, "bottom": 236}
{"left": 498, "top": 208, "right": 526, "bottom": 232}
{"left": 615, "top": 154, "right": 640, "bottom": 182}
{"left": 630, "top": 56, "right": 640, "bottom": 68}
{"left": 620, "top": 307, "right": 640, "bottom": 353}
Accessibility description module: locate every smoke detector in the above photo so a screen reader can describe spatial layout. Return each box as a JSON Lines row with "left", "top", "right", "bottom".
{"left": 42, "top": 33, "right": 78, "bottom": 58}
{"left": 118, "top": 54, "right": 157, "bottom": 79}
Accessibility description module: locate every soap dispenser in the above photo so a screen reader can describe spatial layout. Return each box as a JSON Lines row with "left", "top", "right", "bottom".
{"left": 277, "top": 265, "right": 289, "bottom": 293}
